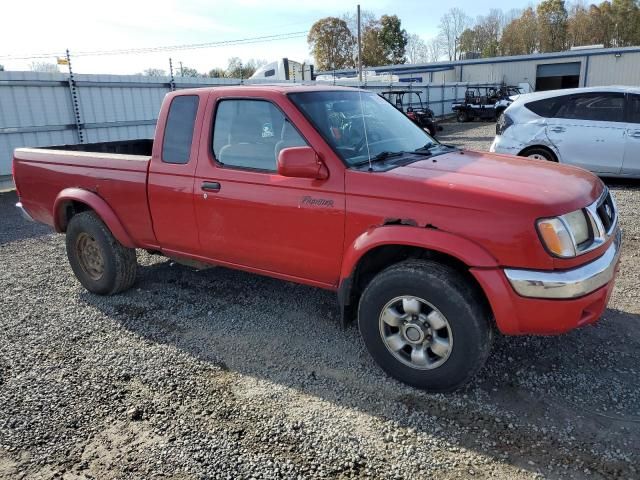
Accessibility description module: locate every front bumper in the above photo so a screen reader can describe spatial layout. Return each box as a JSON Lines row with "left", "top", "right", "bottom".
{"left": 471, "top": 232, "right": 622, "bottom": 335}
{"left": 16, "top": 202, "right": 34, "bottom": 222}
{"left": 504, "top": 230, "right": 621, "bottom": 299}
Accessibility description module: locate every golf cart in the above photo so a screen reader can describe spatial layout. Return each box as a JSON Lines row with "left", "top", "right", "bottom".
{"left": 452, "top": 85, "right": 525, "bottom": 122}
{"left": 380, "top": 90, "right": 441, "bottom": 136}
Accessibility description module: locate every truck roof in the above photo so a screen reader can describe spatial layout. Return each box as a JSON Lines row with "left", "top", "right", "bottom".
{"left": 174, "top": 84, "right": 364, "bottom": 95}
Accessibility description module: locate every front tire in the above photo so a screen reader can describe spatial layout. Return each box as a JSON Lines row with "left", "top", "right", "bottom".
{"left": 66, "top": 212, "right": 137, "bottom": 295}
{"left": 358, "top": 259, "right": 492, "bottom": 392}
{"left": 520, "top": 147, "right": 556, "bottom": 162}
{"left": 456, "top": 110, "right": 468, "bottom": 123}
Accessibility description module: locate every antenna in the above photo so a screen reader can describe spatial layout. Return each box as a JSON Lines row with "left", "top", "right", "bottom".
{"left": 357, "top": 89, "right": 372, "bottom": 171}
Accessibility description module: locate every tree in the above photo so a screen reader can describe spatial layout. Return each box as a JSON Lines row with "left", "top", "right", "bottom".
{"left": 537, "top": 0, "right": 569, "bottom": 52}
{"left": 588, "top": 2, "right": 616, "bottom": 47}
{"left": 207, "top": 68, "right": 227, "bottom": 78}
{"left": 143, "top": 68, "right": 166, "bottom": 76}
{"left": 459, "top": 28, "right": 480, "bottom": 57}
{"left": 611, "top": 0, "right": 640, "bottom": 46}
{"left": 225, "top": 57, "right": 266, "bottom": 78}
{"left": 361, "top": 21, "right": 387, "bottom": 66}
{"left": 500, "top": 7, "right": 538, "bottom": 55}
{"left": 475, "top": 9, "right": 503, "bottom": 57}
{"left": 179, "top": 66, "right": 201, "bottom": 77}
{"left": 567, "top": 1, "right": 593, "bottom": 47}
{"left": 439, "top": 8, "right": 471, "bottom": 60}
{"left": 427, "top": 37, "right": 443, "bottom": 62}
{"left": 406, "top": 34, "right": 429, "bottom": 63}
{"left": 378, "top": 15, "right": 408, "bottom": 64}
{"left": 308, "top": 17, "right": 356, "bottom": 70}
{"left": 29, "top": 62, "right": 59, "bottom": 73}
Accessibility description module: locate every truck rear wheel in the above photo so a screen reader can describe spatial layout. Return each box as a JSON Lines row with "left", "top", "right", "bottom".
{"left": 358, "top": 259, "right": 492, "bottom": 392}
{"left": 66, "top": 212, "right": 137, "bottom": 295}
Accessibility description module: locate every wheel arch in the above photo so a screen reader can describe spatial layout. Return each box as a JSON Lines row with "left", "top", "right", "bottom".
{"left": 338, "top": 226, "right": 498, "bottom": 326}
{"left": 53, "top": 188, "right": 136, "bottom": 248}
{"left": 518, "top": 144, "right": 559, "bottom": 162}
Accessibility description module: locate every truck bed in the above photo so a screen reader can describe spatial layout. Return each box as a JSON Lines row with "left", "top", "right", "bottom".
{"left": 13, "top": 138, "right": 156, "bottom": 248}
{"left": 39, "top": 139, "right": 153, "bottom": 156}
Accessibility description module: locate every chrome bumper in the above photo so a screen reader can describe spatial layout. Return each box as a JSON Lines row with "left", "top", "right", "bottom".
{"left": 16, "top": 202, "right": 34, "bottom": 222}
{"left": 504, "top": 230, "right": 622, "bottom": 299}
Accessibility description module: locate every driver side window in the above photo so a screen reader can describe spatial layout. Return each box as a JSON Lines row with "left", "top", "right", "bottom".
{"left": 212, "top": 99, "right": 307, "bottom": 171}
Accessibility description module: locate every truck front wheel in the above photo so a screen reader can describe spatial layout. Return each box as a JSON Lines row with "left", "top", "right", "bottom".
{"left": 358, "top": 259, "right": 492, "bottom": 392}
{"left": 66, "top": 212, "right": 137, "bottom": 295}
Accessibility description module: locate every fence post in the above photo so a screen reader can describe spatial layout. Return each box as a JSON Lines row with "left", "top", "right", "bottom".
{"left": 168, "top": 58, "right": 176, "bottom": 91}
{"left": 65, "top": 50, "right": 84, "bottom": 144}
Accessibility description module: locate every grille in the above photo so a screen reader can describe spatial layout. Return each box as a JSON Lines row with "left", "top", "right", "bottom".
{"left": 596, "top": 190, "right": 617, "bottom": 234}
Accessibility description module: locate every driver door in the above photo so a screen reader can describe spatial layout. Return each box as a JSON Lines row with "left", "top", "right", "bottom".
{"left": 193, "top": 95, "right": 346, "bottom": 286}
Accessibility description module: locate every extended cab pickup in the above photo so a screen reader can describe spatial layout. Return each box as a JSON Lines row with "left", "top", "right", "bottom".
{"left": 13, "top": 85, "right": 622, "bottom": 392}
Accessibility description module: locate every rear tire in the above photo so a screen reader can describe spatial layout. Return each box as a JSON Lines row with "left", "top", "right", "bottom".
{"left": 66, "top": 212, "right": 137, "bottom": 295}
{"left": 456, "top": 110, "right": 468, "bottom": 123}
{"left": 358, "top": 259, "right": 492, "bottom": 392}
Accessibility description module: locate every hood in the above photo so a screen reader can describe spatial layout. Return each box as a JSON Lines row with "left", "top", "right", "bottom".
{"left": 385, "top": 149, "right": 602, "bottom": 217}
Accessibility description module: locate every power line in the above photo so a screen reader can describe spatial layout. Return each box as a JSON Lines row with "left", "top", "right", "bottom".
{"left": 0, "top": 31, "right": 308, "bottom": 60}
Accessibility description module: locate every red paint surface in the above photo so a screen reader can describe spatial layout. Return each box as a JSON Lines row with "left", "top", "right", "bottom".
{"left": 12, "top": 85, "right": 618, "bottom": 335}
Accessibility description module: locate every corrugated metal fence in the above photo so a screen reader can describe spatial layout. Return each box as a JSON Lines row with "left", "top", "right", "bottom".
{"left": 0, "top": 70, "right": 498, "bottom": 186}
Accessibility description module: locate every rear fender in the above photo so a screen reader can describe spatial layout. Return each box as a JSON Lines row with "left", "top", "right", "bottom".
{"left": 53, "top": 188, "right": 136, "bottom": 248}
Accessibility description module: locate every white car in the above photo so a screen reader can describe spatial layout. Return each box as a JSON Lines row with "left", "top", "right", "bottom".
{"left": 490, "top": 86, "right": 640, "bottom": 177}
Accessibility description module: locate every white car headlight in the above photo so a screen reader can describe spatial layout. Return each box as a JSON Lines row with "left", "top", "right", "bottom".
{"left": 537, "top": 209, "right": 590, "bottom": 258}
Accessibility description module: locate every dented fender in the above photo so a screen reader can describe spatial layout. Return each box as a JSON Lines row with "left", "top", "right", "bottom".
{"left": 53, "top": 188, "right": 136, "bottom": 248}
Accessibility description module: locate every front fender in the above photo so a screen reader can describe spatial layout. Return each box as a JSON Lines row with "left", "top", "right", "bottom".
{"left": 340, "top": 225, "right": 499, "bottom": 283}
{"left": 53, "top": 188, "right": 136, "bottom": 248}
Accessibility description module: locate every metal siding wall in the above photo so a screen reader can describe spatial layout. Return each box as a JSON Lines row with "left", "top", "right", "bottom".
{"left": 1, "top": 72, "right": 498, "bottom": 178}
{"left": 585, "top": 53, "right": 640, "bottom": 86}
{"left": 0, "top": 72, "right": 292, "bottom": 177}
{"left": 460, "top": 56, "right": 591, "bottom": 89}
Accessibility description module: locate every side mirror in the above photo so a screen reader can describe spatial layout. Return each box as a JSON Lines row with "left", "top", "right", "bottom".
{"left": 277, "top": 146, "right": 328, "bottom": 180}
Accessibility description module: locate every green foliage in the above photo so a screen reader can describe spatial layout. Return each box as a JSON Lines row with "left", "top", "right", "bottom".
{"left": 378, "top": 15, "right": 408, "bottom": 64}
{"left": 179, "top": 66, "right": 201, "bottom": 77}
{"left": 307, "top": 17, "right": 355, "bottom": 70}
{"left": 537, "top": 0, "right": 569, "bottom": 52}
{"left": 309, "top": 13, "right": 408, "bottom": 69}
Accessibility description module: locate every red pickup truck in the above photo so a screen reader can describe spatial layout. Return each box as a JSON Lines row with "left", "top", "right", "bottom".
{"left": 13, "top": 85, "right": 621, "bottom": 392}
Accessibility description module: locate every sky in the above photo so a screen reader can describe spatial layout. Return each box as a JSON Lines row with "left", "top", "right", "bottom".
{"left": 0, "top": 0, "right": 533, "bottom": 75}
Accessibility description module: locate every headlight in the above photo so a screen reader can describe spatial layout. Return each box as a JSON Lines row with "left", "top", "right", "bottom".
{"left": 537, "top": 209, "right": 590, "bottom": 258}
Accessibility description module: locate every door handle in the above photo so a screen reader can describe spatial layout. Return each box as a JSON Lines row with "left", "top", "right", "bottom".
{"left": 631, "top": 131, "right": 640, "bottom": 139}
{"left": 550, "top": 127, "right": 565, "bottom": 133}
{"left": 201, "top": 181, "right": 221, "bottom": 192}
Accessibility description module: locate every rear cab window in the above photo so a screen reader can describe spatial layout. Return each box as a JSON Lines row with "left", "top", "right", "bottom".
{"left": 212, "top": 99, "right": 307, "bottom": 171}
{"left": 162, "top": 95, "right": 199, "bottom": 164}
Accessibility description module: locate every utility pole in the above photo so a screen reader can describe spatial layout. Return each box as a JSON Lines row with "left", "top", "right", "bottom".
{"left": 179, "top": 61, "right": 184, "bottom": 77}
{"left": 357, "top": 4, "right": 362, "bottom": 83}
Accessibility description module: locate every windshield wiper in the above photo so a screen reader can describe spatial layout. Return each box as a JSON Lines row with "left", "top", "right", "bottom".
{"left": 352, "top": 151, "right": 404, "bottom": 166}
{"left": 414, "top": 143, "right": 457, "bottom": 154}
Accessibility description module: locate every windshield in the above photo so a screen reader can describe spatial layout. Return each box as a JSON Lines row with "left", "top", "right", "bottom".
{"left": 288, "top": 90, "right": 436, "bottom": 166}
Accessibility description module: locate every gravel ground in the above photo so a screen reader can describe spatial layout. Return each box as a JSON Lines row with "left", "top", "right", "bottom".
{"left": 1, "top": 122, "right": 639, "bottom": 479}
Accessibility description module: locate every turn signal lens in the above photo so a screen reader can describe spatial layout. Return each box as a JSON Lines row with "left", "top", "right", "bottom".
{"left": 537, "top": 218, "right": 576, "bottom": 257}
